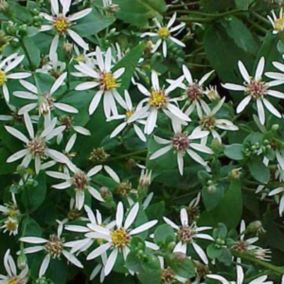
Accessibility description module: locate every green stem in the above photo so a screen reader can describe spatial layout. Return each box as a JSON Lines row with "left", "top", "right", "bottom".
{"left": 233, "top": 251, "right": 284, "bottom": 276}
{"left": 106, "top": 149, "right": 147, "bottom": 162}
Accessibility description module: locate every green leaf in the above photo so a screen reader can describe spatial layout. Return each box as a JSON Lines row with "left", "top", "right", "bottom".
{"left": 73, "top": 10, "right": 115, "bottom": 36}
{"left": 22, "top": 37, "right": 41, "bottom": 69}
{"left": 113, "top": 0, "right": 166, "bottom": 27}
{"left": 221, "top": 17, "right": 258, "bottom": 54}
{"left": 114, "top": 43, "right": 145, "bottom": 92}
{"left": 248, "top": 159, "right": 270, "bottom": 184}
{"left": 21, "top": 173, "right": 47, "bottom": 212}
{"left": 235, "top": 0, "right": 254, "bottom": 10}
{"left": 207, "top": 244, "right": 223, "bottom": 259}
{"left": 170, "top": 258, "right": 195, "bottom": 278}
{"left": 201, "top": 0, "right": 235, "bottom": 12}
{"left": 224, "top": 144, "right": 244, "bottom": 160}
{"left": 204, "top": 22, "right": 254, "bottom": 82}
{"left": 199, "top": 180, "right": 243, "bottom": 229}
{"left": 21, "top": 216, "right": 42, "bottom": 237}
{"left": 202, "top": 184, "right": 224, "bottom": 211}
{"left": 154, "top": 224, "right": 176, "bottom": 244}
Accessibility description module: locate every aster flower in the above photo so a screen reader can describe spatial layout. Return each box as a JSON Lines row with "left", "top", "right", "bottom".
{"left": 20, "top": 222, "right": 83, "bottom": 277}
{"left": 46, "top": 162, "right": 104, "bottom": 210}
{"left": 0, "top": 249, "right": 29, "bottom": 284}
{"left": 163, "top": 208, "right": 213, "bottom": 264}
{"left": 129, "top": 71, "right": 190, "bottom": 135}
{"left": 141, "top": 13, "right": 185, "bottom": 57}
{"left": 14, "top": 74, "right": 78, "bottom": 116}
{"left": 108, "top": 90, "right": 146, "bottom": 142}
{"left": 74, "top": 47, "right": 125, "bottom": 117}
{"left": 223, "top": 57, "right": 284, "bottom": 125}
{"left": 0, "top": 53, "right": 30, "bottom": 102}
{"left": 0, "top": 193, "right": 20, "bottom": 236}
{"left": 232, "top": 220, "right": 271, "bottom": 261}
{"left": 194, "top": 97, "right": 239, "bottom": 143}
{"left": 176, "top": 65, "right": 214, "bottom": 116}
{"left": 150, "top": 126, "right": 212, "bottom": 175}
{"left": 40, "top": 0, "right": 92, "bottom": 58}
{"left": 267, "top": 9, "right": 284, "bottom": 34}
{"left": 86, "top": 202, "right": 158, "bottom": 276}
{"left": 5, "top": 114, "right": 70, "bottom": 174}
{"left": 207, "top": 265, "right": 272, "bottom": 284}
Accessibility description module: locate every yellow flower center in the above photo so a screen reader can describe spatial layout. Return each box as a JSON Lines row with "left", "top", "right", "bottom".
{"left": 149, "top": 90, "right": 167, "bottom": 108}
{"left": 27, "top": 137, "right": 46, "bottom": 157}
{"left": 7, "top": 207, "right": 19, "bottom": 217}
{"left": 158, "top": 27, "right": 170, "bottom": 39}
{"left": 100, "top": 72, "right": 118, "bottom": 90}
{"left": 53, "top": 16, "right": 69, "bottom": 33}
{"left": 45, "top": 234, "right": 64, "bottom": 258}
{"left": 5, "top": 218, "right": 18, "bottom": 233}
{"left": 274, "top": 16, "right": 284, "bottom": 32}
{"left": 74, "top": 54, "right": 86, "bottom": 62}
{"left": 8, "top": 277, "right": 20, "bottom": 284}
{"left": 125, "top": 110, "right": 134, "bottom": 119}
{"left": 0, "top": 70, "right": 6, "bottom": 86}
{"left": 200, "top": 116, "right": 216, "bottom": 130}
{"left": 111, "top": 228, "right": 130, "bottom": 248}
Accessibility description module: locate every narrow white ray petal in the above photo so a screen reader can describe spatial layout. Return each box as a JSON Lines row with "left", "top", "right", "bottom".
{"left": 192, "top": 242, "right": 208, "bottom": 264}
{"left": 255, "top": 57, "right": 265, "bottom": 80}
{"left": 236, "top": 96, "right": 251, "bottom": 113}
{"left": 256, "top": 99, "right": 265, "bottom": 125}
{"left": 150, "top": 145, "right": 172, "bottom": 160}
{"left": 177, "top": 152, "right": 184, "bottom": 176}
{"left": 5, "top": 126, "right": 29, "bottom": 143}
{"left": 39, "top": 254, "right": 51, "bottom": 278}
{"left": 20, "top": 237, "right": 47, "bottom": 244}
{"left": 104, "top": 249, "right": 118, "bottom": 276}
{"left": 238, "top": 60, "right": 251, "bottom": 83}
{"left": 50, "top": 72, "right": 67, "bottom": 94}
{"left": 104, "top": 165, "right": 120, "bottom": 183}
{"left": 87, "top": 243, "right": 112, "bottom": 260}
{"left": 68, "top": 8, "right": 92, "bottom": 21}
{"left": 62, "top": 250, "right": 83, "bottom": 268}
{"left": 116, "top": 202, "right": 124, "bottom": 228}
{"left": 130, "top": 220, "right": 158, "bottom": 235}
{"left": 7, "top": 149, "right": 28, "bottom": 163}
{"left": 163, "top": 217, "right": 179, "bottom": 230}
{"left": 222, "top": 83, "right": 246, "bottom": 91}
{"left": 262, "top": 98, "right": 281, "bottom": 118}
{"left": 190, "top": 143, "right": 213, "bottom": 154}
{"left": 67, "top": 29, "right": 89, "bottom": 50}
{"left": 124, "top": 203, "right": 139, "bottom": 230}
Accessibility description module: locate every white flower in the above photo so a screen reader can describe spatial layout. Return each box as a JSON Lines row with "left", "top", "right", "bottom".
{"left": 194, "top": 97, "right": 238, "bottom": 143}
{"left": 141, "top": 13, "right": 185, "bottom": 57}
{"left": 176, "top": 65, "right": 214, "bottom": 116}
{"left": 108, "top": 90, "right": 146, "bottom": 142}
{"left": 14, "top": 74, "right": 78, "bottom": 116}
{"left": 5, "top": 114, "right": 70, "bottom": 174}
{"left": 0, "top": 249, "right": 29, "bottom": 284}
{"left": 150, "top": 126, "right": 212, "bottom": 175}
{"left": 129, "top": 71, "right": 190, "bottom": 135}
{"left": 223, "top": 57, "right": 284, "bottom": 125}
{"left": 20, "top": 222, "right": 83, "bottom": 277}
{"left": 207, "top": 265, "right": 272, "bottom": 284}
{"left": 47, "top": 163, "right": 104, "bottom": 210}
{"left": 40, "top": 0, "right": 92, "bottom": 58}
{"left": 163, "top": 208, "right": 213, "bottom": 264}
{"left": 0, "top": 193, "right": 20, "bottom": 236}
{"left": 267, "top": 9, "right": 284, "bottom": 34}
{"left": 86, "top": 202, "right": 158, "bottom": 276}
{"left": 74, "top": 47, "right": 125, "bottom": 117}
{"left": 0, "top": 53, "right": 30, "bottom": 102}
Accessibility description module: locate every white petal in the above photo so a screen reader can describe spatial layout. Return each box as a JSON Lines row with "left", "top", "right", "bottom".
{"left": 256, "top": 99, "right": 265, "bottom": 125}
{"left": 116, "top": 202, "right": 124, "bottom": 228}
{"left": 262, "top": 98, "right": 281, "bottom": 118}
{"left": 50, "top": 72, "right": 67, "bottom": 94}
{"left": 68, "top": 8, "right": 92, "bottom": 21}
{"left": 255, "top": 57, "right": 265, "bottom": 80}
{"left": 5, "top": 126, "right": 29, "bottom": 143}
{"left": 150, "top": 145, "right": 172, "bottom": 160}
{"left": 104, "top": 249, "right": 118, "bottom": 276}
{"left": 62, "top": 250, "right": 83, "bottom": 268}
{"left": 87, "top": 243, "right": 112, "bottom": 260}
{"left": 124, "top": 203, "right": 139, "bottom": 229}
{"left": 222, "top": 83, "right": 246, "bottom": 91}
{"left": 7, "top": 149, "right": 28, "bottom": 163}
{"left": 236, "top": 96, "right": 251, "bottom": 113}
{"left": 20, "top": 237, "right": 47, "bottom": 244}
{"left": 238, "top": 61, "right": 250, "bottom": 83}
{"left": 67, "top": 29, "right": 89, "bottom": 50}
{"left": 130, "top": 220, "right": 158, "bottom": 235}
{"left": 192, "top": 242, "right": 208, "bottom": 264}
{"left": 39, "top": 254, "right": 51, "bottom": 277}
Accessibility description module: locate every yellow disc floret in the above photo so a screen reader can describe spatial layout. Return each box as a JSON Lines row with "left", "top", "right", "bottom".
{"left": 111, "top": 228, "right": 130, "bottom": 248}
{"left": 0, "top": 70, "right": 6, "bottom": 86}
{"left": 53, "top": 16, "right": 69, "bottom": 33}
{"left": 101, "top": 72, "right": 118, "bottom": 90}
{"left": 149, "top": 90, "right": 167, "bottom": 108}
{"left": 274, "top": 16, "right": 284, "bottom": 32}
{"left": 158, "top": 27, "right": 170, "bottom": 39}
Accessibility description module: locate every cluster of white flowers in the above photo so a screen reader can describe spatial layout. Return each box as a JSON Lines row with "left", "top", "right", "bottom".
{"left": 0, "top": 1, "right": 283, "bottom": 283}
